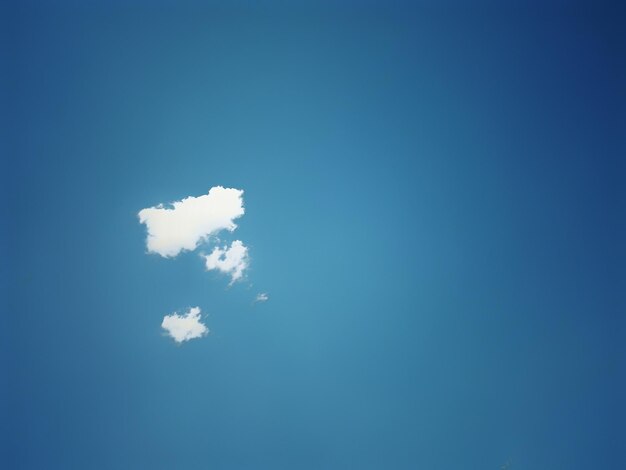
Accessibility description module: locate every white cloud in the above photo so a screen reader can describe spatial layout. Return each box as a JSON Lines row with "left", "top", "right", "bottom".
{"left": 138, "top": 186, "right": 245, "bottom": 258}
{"left": 161, "top": 306, "right": 208, "bottom": 343}
{"left": 254, "top": 293, "right": 269, "bottom": 303}
{"left": 204, "top": 240, "right": 249, "bottom": 285}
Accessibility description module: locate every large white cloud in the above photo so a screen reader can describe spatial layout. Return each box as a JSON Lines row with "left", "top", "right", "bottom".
{"left": 204, "top": 240, "right": 249, "bottom": 285}
{"left": 161, "top": 306, "right": 208, "bottom": 343}
{"left": 138, "top": 186, "right": 245, "bottom": 258}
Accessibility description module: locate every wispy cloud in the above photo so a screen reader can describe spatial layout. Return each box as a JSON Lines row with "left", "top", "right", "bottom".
{"left": 161, "top": 307, "right": 208, "bottom": 343}
{"left": 254, "top": 292, "right": 269, "bottom": 303}
{"left": 204, "top": 240, "right": 249, "bottom": 285}
{"left": 138, "top": 186, "right": 244, "bottom": 258}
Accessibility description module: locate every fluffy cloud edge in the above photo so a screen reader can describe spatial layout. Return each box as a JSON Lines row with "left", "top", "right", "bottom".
{"left": 161, "top": 306, "right": 209, "bottom": 343}
{"left": 204, "top": 240, "right": 249, "bottom": 285}
{"left": 138, "top": 186, "right": 245, "bottom": 258}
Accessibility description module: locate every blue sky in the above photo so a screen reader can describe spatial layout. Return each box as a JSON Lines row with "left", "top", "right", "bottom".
{"left": 2, "top": 1, "right": 625, "bottom": 468}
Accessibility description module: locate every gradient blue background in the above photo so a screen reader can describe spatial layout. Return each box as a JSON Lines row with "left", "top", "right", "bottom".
{"left": 2, "top": 1, "right": 624, "bottom": 468}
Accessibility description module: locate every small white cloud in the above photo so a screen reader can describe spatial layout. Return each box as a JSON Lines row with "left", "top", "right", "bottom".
{"left": 161, "top": 306, "right": 208, "bottom": 343}
{"left": 254, "top": 293, "right": 269, "bottom": 303}
{"left": 138, "top": 186, "right": 245, "bottom": 258}
{"left": 204, "top": 240, "right": 249, "bottom": 285}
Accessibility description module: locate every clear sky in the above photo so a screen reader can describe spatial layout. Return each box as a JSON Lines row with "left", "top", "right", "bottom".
{"left": 2, "top": 1, "right": 624, "bottom": 469}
